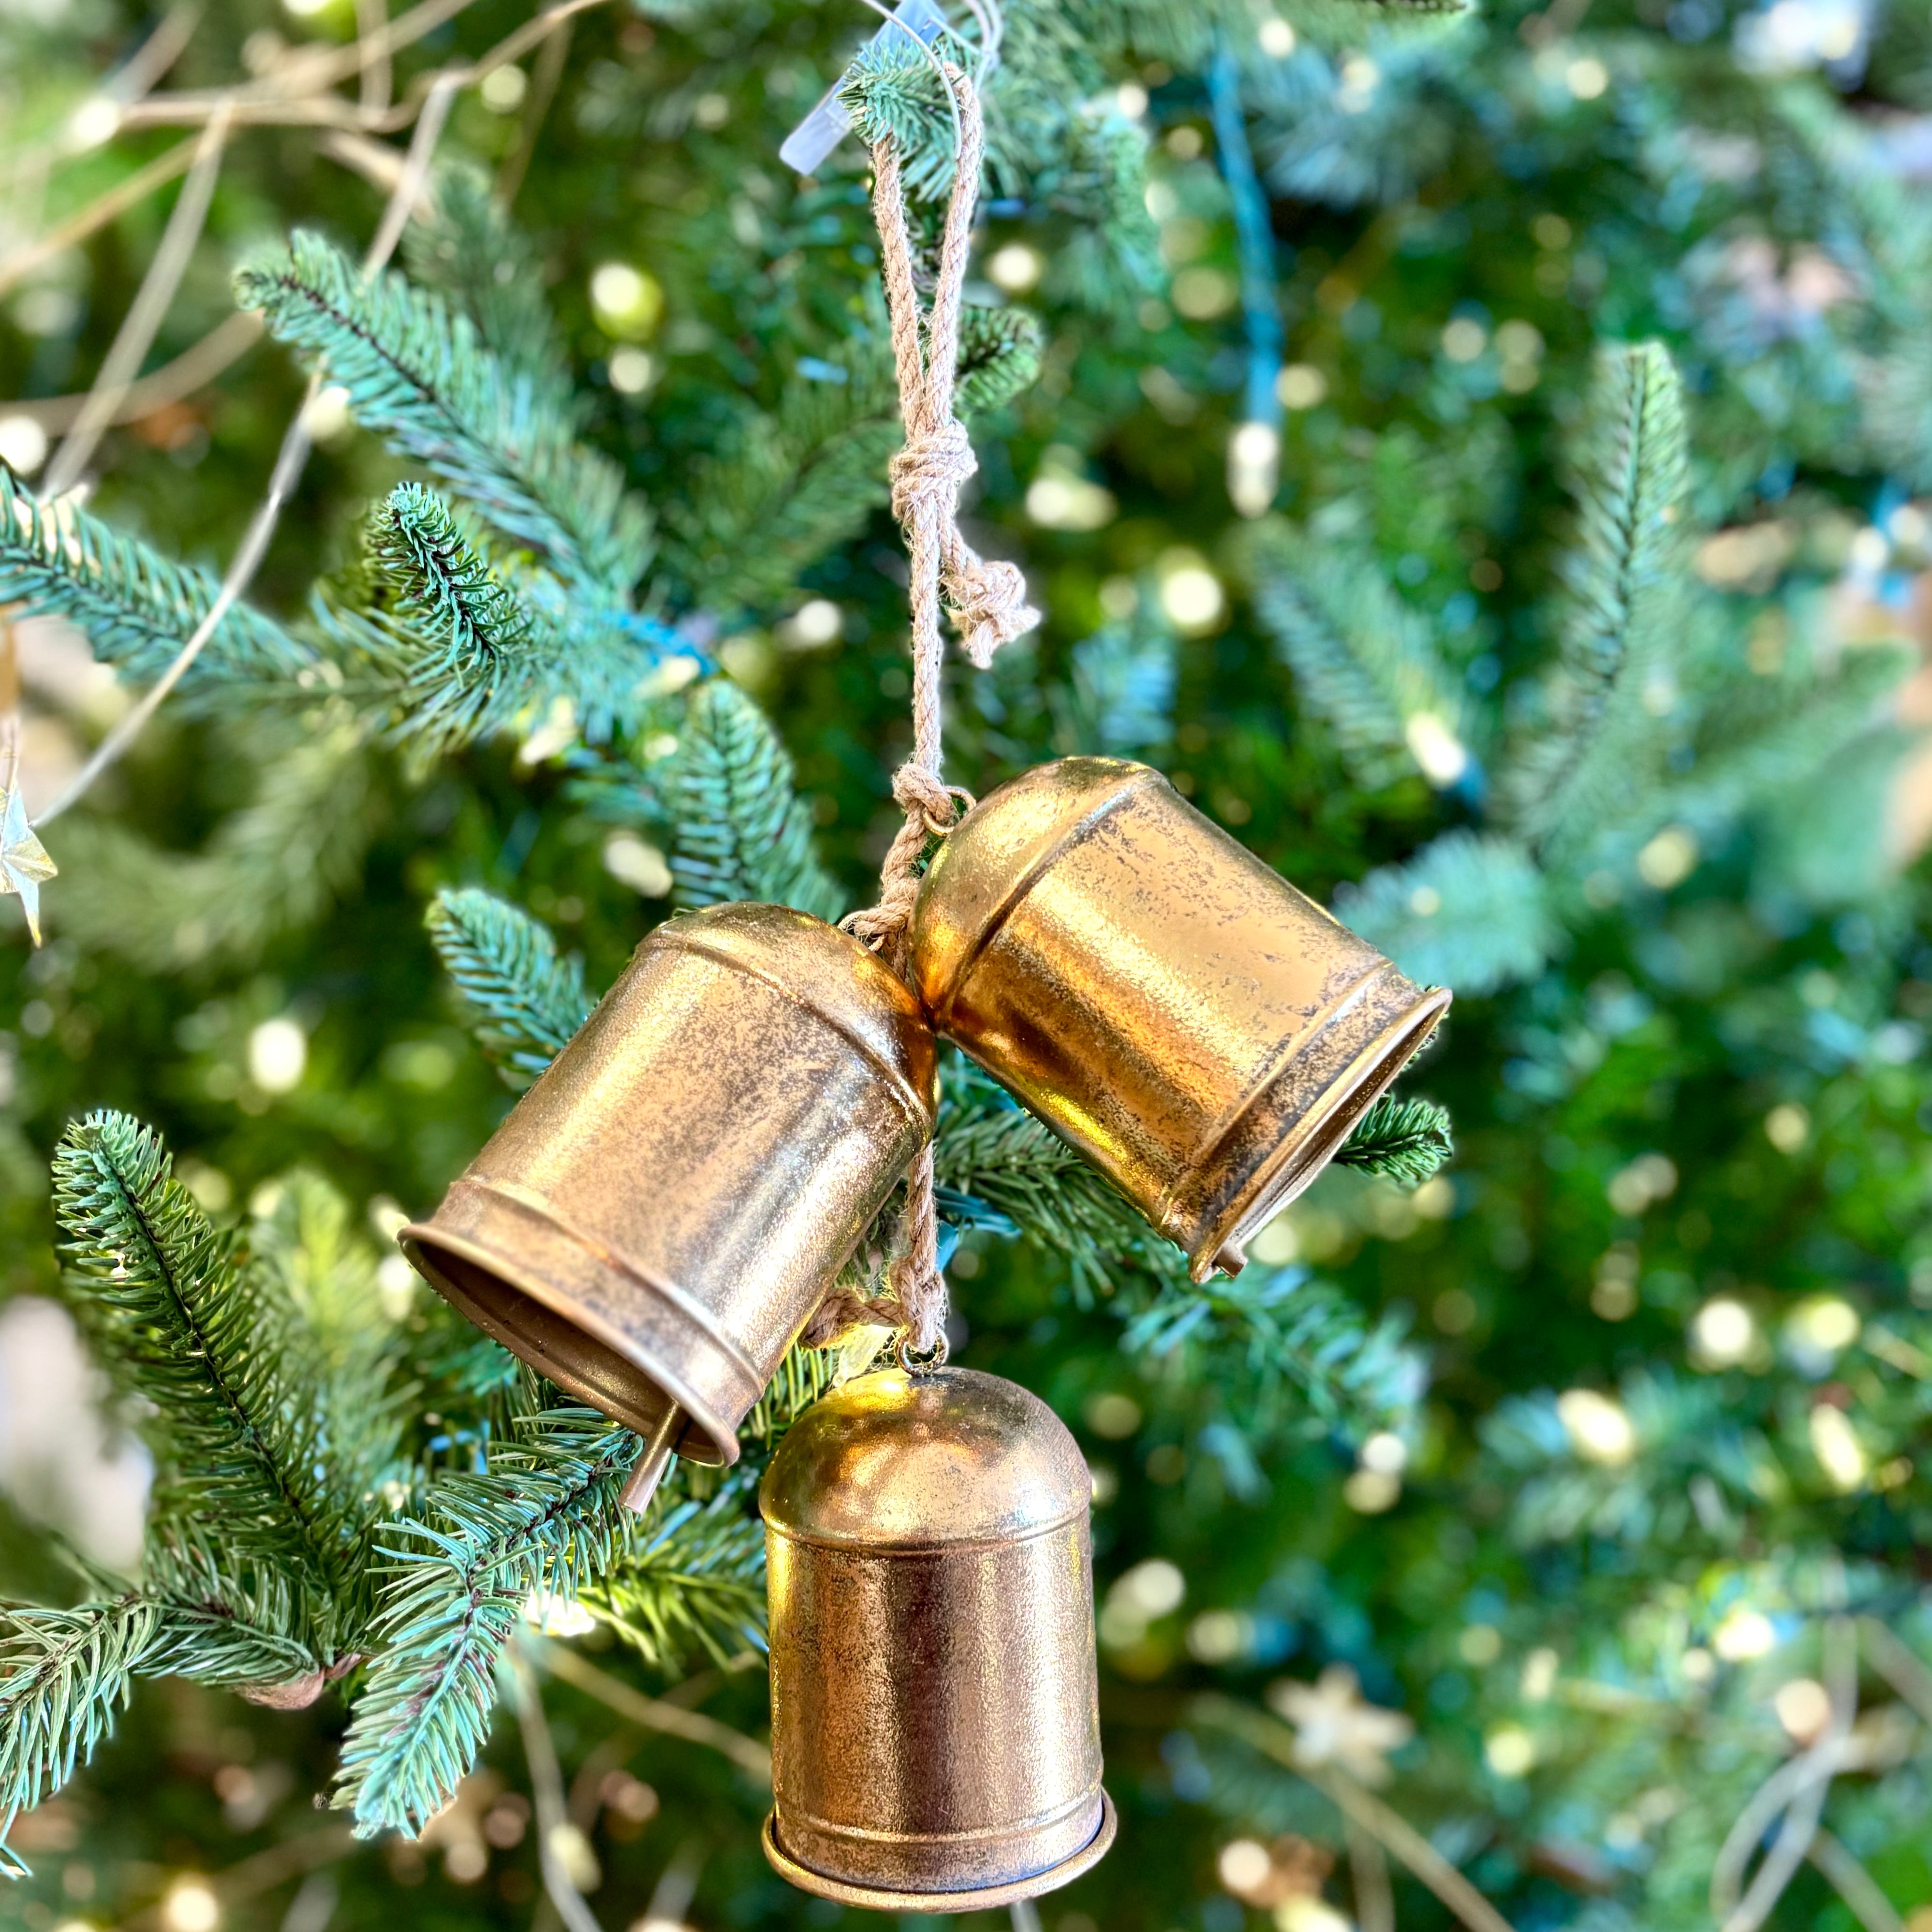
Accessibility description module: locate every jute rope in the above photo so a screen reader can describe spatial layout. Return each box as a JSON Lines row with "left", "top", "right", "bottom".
{"left": 805, "top": 63, "right": 1035, "bottom": 1360}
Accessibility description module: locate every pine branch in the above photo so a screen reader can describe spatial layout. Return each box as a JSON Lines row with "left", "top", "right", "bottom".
{"left": 956, "top": 306, "right": 1047, "bottom": 416}
{"left": 1253, "top": 31, "right": 1467, "bottom": 215}
{"left": 590, "top": 1349, "right": 846, "bottom": 1672}
{"left": 317, "top": 575, "right": 691, "bottom": 753}
{"left": 736, "top": 1342, "right": 847, "bottom": 1450}
{"left": 0, "top": 463, "right": 311, "bottom": 698}
{"left": 250, "top": 1171, "right": 410, "bottom": 1579}
{"left": 840, "top": 31, "right": 977, "bottom": 197}
{"left": 404, "top": 169, "right": 577, "bottom": 416}
{"left": 410, "top": 1297, "right": 525, "bottom": 1415}
{"left": 1037, "top": 109, "right": 1165, "bottom": 310}
{"left": 236, "top": 232, "right": 650, "bottom": 594}
{"left": 1482, "top": 1370, "right": 1772, "bottom": 1548}
{"left": 1121, "top": 1264, "right": 1426, "bottom": 1443}
{"left": 1243, "top": 519, "right": 1475, "bottom": 792}
{"left": 1499, "top": 341, "right": 1689, "bottom": 863}
{"left": 1053, "top": 611, "right": 1179, "bottom": 755}
{"left": 1334, "top": 1094, "right": 1452, "bottom": 1186}
{"left": 661, "top": 343, "right": 901, "bottom": 618}
{"left": 45, "top": 716, "right": 374, "bottom": 969}
{"left": 144, "top": 1537, "right": 324, "bottom": 1690}
{"left": 361, "top": 482, "right": 566, "bottom": 748}
{"left": 51, "top": 1114, "right": 354, "bottom": 1593}
{"left": 333, "top": 1397, "right": 639, "bottom": 1838}
{"left": 585, "top": 1482, "right": 766, "bottom": 1670}
{"left": 935, "top": 1075, "right": 1163, "bottom": 1293}
{"left": 1335, "top": 830, "right": 1558, "bottom": 996}
{"left": 1670, "top": 644, "right": 1912, "bottom": 838}
{"left": 0, "top": 1596, "right": 161, "bottom": 1874}
{"left": 667, "top": 680, "right": 843, "bottom": 920}
{"left": 427, "top": 887, "right": 593, "bottom": 1086}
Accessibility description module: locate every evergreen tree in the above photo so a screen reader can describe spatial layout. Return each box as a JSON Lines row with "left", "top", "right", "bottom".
{"left": 0, "top": 0, "right": 1928, "bottom": 1927}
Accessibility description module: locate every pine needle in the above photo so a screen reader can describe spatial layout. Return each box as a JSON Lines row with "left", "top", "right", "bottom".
{"left": 236, "top": 232, "right": 650, "bottom": 595}
{"left": 333, "top": 1397, "right": 639, "bottom": 1838}
{"left": 144, "top": 1537, "right": 324, "bottom": 1690}
{"left": 1500, "top": 341, "right": 1688, "bottom": 861}
{"left": 0, "top": 463, "right": 310, "bottom": 699}
{"left": 1337, "top": 830, "right": 1559, "bottom": 996}
{"left": 0, "top": 1597, "right": 161, "bottom": 1874}
{"left": 363, "top": 481, "right": 560, "bottom": 747}
{"left": 667, "top": 680, "right": 843, "bottom": 920}
{"left": 52, "top": 1113, "right": 360, "bottom": 1593}
{"left": 1333, "top": 1095, "right": 1453, "bottom": 1187}
{"left": 426, "top": 887, "right": 593, "bottom": 1085}
{"left": 1121, "top": 1265, "right": 1426, "bottom": 1445}
{"left": 1243, "top": 518, "right": 1475, "bottom": 793}
{"left": 583, "top": 1482, "right": 767, "bottom": 1671}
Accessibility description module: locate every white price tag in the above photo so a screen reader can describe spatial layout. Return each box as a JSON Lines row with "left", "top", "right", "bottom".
{"left": 779, "top": 0, "right": 951, "bottom": 175}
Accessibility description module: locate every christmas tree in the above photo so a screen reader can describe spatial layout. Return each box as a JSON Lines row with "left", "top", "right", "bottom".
{"left": 1, "top": 0, "right": 1930, "bottom": 1927}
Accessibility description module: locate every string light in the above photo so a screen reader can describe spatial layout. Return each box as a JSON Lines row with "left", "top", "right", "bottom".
{"left": 1557, "top": 1388, "right": 1636, "bottom": 1465}
{"left": 1713, "top": 1607, "right": 1777, "bottom": 1662}
{"left": 162, "top": 1879, "right": 220, "bottom": 1932}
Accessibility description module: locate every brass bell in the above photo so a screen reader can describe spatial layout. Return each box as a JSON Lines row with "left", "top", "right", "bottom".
{"left": 403, "top": 904, "right": 937, "bottom": 1508}
{"left": 910, "top": 758, "right": 1450, "bottom": 1282}
{"left": 760, "top": 1366, "right": 1114, "bottom": 1910}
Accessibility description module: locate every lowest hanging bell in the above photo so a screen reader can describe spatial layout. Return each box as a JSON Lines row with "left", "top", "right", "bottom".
{"left": 402, "top": 904, "right": 936, "bottom": 1503}
{"left": 910, "top": 758, "right": 1450, "bottom": 1282}
{"left": 761, "top": 1366, "right": 1114, "bottom": 1911}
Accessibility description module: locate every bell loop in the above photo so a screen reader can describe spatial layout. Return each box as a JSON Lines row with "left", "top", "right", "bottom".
{"left": 897, "top": 1330, "right": 950, "bottom": 1375}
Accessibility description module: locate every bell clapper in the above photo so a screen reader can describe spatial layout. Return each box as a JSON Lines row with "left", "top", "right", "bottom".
{"left": 619, "top": 1402, "right": 685, "bottom": 1515}
{"left": 1212, "top": 1237, "right": 1247, "bottom": 1278}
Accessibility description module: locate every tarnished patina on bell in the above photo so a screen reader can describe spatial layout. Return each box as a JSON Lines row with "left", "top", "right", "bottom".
{"left": 760, "top": 1367, "right": 1114, "bottom": 1912}
{"left": 402, "top": 904, "right": 937, "bottom": 1484}
{"left": 911, "top": 758, "right": 1450, "bottom": 1283}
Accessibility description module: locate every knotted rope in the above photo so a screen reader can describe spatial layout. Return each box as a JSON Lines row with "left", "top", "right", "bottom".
{"left": 811, "top": 63, "right": 1034, "bottom": 1361}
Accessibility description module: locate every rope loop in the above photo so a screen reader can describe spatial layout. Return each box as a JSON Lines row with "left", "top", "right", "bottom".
{"left": 890, "top": 762, "right": 973, "bottom": 837}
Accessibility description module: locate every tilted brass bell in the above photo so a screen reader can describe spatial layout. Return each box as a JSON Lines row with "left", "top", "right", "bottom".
{"left": 402, "top": 904, "right": 936, "bottom": 1506}
{"left": 761, "top": 1367, "right": 1114, "bottom": 1911}
{"left": 910, "top": 758, "right": 1450, "bottom": 1282}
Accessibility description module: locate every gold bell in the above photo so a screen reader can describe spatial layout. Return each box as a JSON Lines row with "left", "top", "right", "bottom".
{"left": 402, "top": 904, "right": 937, "bottom": 1508}
{"left": 911, "top": 758, "right": 1450, "bottom": 1282}
{"left": 760, "top": 1366, "right": 1114, "bottom": 1910}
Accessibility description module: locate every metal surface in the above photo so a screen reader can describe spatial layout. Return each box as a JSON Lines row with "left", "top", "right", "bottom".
{"left": 402, "top": 904, "right": 937, "bottom": 1465}
{"left": 760, "top": 1795, "right": 1117, "bottom": 1913}
{"left": 617, "top": 1402, "right": 683, "bottom": 1517}
{"left": 760, "top": 1368, "right": 1109, "bottom": 1906}
{"left": 911, "top": 758, "right": 1452, "bottom": 1283}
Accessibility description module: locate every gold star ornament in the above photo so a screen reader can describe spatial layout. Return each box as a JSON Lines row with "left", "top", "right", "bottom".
{"left": 0, "top": 783, "right": 56, "bottom": 945}
{"left": 1267, "top": 1664, "right": 1415, "bottom": 1786}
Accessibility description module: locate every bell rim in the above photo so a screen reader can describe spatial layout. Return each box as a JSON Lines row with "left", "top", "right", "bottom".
{"left": 760, "top": 1789, "right": 1117, "bottom": 1912}
{"left": 1186, "top": 977, "right": 1453, "bottom": 1283}
{"left": 401, "top": 1221, "right": 740, "bottom": 1465}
